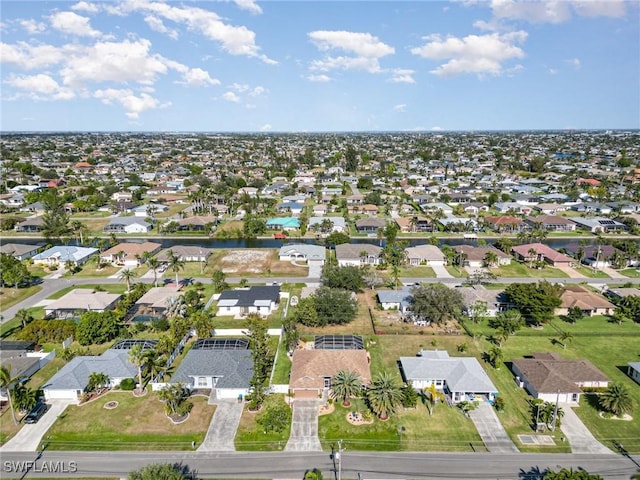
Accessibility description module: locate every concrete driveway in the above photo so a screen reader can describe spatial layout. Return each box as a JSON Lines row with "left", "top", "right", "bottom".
{"left": 0, "top": 399, "right": 74, "bottom": 452}
{"left": 285, "top": 399, "right": 322, "bottom": 452}
{"left": 555, "top": 265, "right": 587, "bottom": 279}
{"left": 432, "top": 264, "right": 453, "bottom": 279}
{"left": 198, "top": 399, "right": 244, "bottom": 452}
{"left": 468, "top": 402, "right": 519, "bottom": 453}
{"left": 560, "top": 405, "right": 614, "bottom": 454}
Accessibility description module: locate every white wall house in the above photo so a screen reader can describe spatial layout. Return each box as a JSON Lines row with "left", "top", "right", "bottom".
{"left": 216, "top": 285, "right": 280, "bottom": 318}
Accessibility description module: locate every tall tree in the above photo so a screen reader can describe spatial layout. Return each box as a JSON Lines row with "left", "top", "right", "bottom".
{"left": 330, "top": 370, "right": 363, "bottom": 407}
{"left": 409, "top": 283, "right": 464, "bottom": 326}
{"left": 166, "top": 250, "right": 186, "bottom": 289}
{"left": 128, "top": 344, "right": 147, "bottom": 393}
{"left": 41, "top": 188, "right": 71, "bottom": 243}
{"left": 244, "top": 313, "right": 272, "bottom": 409}
{"left": 504, "top": 281, "right": 563, "bottom": 326}
{"left": 344, "top": 144, "right": 358, "bottom": 172}
{"left": 147, "top": 257, "right": 160, "bottom": 288}
{"left": 118, "top": 268, "right": 137, "bottom": 292}
{"left": 211, "top": 269, "right": 228, "bottom": 293}
{"left": 0, "top": 364, "right": 18, "bottom": 424}
{"left": 366, "top": 372, "right": 402, "bottom": 420}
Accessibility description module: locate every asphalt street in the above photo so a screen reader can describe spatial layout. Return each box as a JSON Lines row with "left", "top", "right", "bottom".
{"left": 0, "top": 450, "right": 638, "bottom": 479}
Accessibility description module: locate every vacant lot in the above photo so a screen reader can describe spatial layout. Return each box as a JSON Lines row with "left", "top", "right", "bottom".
{"left": 0, "top": 284, "right": 42, "bottom": 311}
{"left": 210, "top": 249, "right": 307, "bottom": 277}
{"left": 46, "top": 391, "right": 215, "bottom": 451}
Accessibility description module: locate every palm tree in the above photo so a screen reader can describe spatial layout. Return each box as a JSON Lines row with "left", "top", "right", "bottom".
{"left": 330, "top": 370, "right": 363, "bottom": 407}
{"left": 599, "top": 382, "right": 634, "bottom": 417}
{"left": 485, "top": 346, "right": 504, "bottom": 369}
{"left": 128, "top": 344, "right": 147, "bottom": 393}
{"left": 483, "top": 251, "right": 499, "bottom": 268}
{"left": 86, "top": 372, "right": 110, "bottom": 393}
{"left": 423, "top": 383, "right": 445, "bottom": 416}
{"left": 14, "top": 308, "right": 34, "bottom": 328}
{"left": 211, "top": 269, "right": 228, "bottom": 293}
{"left": 559, "top": 330, "right": 574, "bottom": 349}
{"left": 144, "top": 349, "right": 168, "bottom": 383}
{"left": 0, "top": 365, "right": 18, "bottom": 424}
{"left": 10, "top": 383, "right": 38, "bottom": 414}
{"left": 527, "top": 248, "right": 537, "bottom": 269}
{"left": 118, "top": 268, "right": 137, "bottom": 292}
{"left": 69, "top": 220, "right": 89, "bottom": 245}
{"left": 166, "top": 250, "right": 185, "bottom": 289}
{"left": 147, "top": 257, "right": 160, "bottom": 288}
{"left": 366, "top": 372, "right": 403, "bottom": 420}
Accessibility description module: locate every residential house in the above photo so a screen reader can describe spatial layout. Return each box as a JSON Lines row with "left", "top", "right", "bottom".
{"left": 399, "top": 350, "right": 499, "bottom": 404}
{"left": 45, "top": 289, "right": 121, "bottom": 319}
{"left": 170, "top": 344, "right": 253, "bottom": 399}
{"left": 278, "top": 244, "right": 326, "bottom": 265}
{"left": 484, "top": 216, "right": 529, "bottom": 233}
{"left": 494, "top": 202, "right": 533, "bottom": 215}
{"left": 135, "top": 287, "right": 181, "bottom": 317}
{"left": 266, "top": 217, "right": 300, "bottom": 230}
{"left": 32, "top": 246, "right": 97, "bottom": 267}
{"left": 511, "top": 353, "right": 610, "bottom": 404}
{"left": 276, "top": 202, "right": 304, "bottom": 216}
{"left": 335, "top": 243, "right": 383, "bottom": 267}
{"left": 563, "top": 243, "right": 625, "bottom": 268}
{"left": 451, "top": 245, "right": 511, "bottom": 268}
{"left": 404, "top": 244, "right": 446, "bottom": 266}
{"left": 308, "top": 216, "right": 347, "bottom": 233}
{"left": 525, "top": 215, "right": 576, "bottom": 232}
{"left": 511, "top": 243, "right": 574, "bottom": 267}
{"left": 0, "top": 341, "right": 53, "bottom": 402}
{"left": 0, "top": 243, "right": 42, "bottom": 260}
{"left": 111, "top": 191, "right": 134, "bottom": 202}
{"left": 605, "top": 287, "right": 640, "bottom": 301}
{"left": 103, "top": 217, "right": 152, "bottom": 234}
{"left": 289, "top": 348, "right": 371, "bottom": 399}
{"left": 570, "top": 217, "right": 626, "bottom": 234}
{"left": 555, "top": 285, "right": 615, "bottom": 317}
{"left": 100, "top": 242, "right": 161, "bottom": 267}
{"left": 14, "top": 216, "right": 44, "bottom": 233}
{"left": 155, "top": 246, "right": 211, "bottom": 263}
{"left": 534, "top": 203, "right": 569, "bottom": 215}
{"left": 457, "top": 285, "right": 511, "bottom": 317}
{"left": 349, "top": 204, "right": 379, "bottom": 216}
{"left": 43, "top": 348, "right": 138, "bottom": 400}
{"left": 628, "top": 362, "right": 640, "bottom": 385}
{"left": 377, "top": 287, "right": 413, "bottom": 313}
{"left": 132, "top": 203, "right": 168, "bottom": 217}
{"left": 217, "top": 285, "right": 281, "bottom": 318}
{"left": 355, "top": 218, "right": 386, "bottom": 234}
{"left": 175, "top": 215, "right": 218, "bottom": 231}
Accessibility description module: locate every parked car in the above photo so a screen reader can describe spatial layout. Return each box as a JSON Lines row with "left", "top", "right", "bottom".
{"left": 24, "top": 403, "right": 48, "bottom": 424}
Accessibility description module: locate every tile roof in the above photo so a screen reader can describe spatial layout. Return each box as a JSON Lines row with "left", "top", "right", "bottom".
{"left": 289, "top": 349, "right": 371, "bottom": 390}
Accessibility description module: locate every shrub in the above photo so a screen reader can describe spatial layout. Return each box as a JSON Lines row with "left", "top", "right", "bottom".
{"left": 493, "top": 396, "right": 505, "bottom": 412}
{"left": 119, "top": 378, "right": 136, "bottom": 391}
{"left": 152, "top": 318, "right": 170, "bottom": 332}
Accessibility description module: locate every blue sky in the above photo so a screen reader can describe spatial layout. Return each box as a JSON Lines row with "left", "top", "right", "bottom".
{"left": 1, "top": 0, "right": 638, "bottom": 132}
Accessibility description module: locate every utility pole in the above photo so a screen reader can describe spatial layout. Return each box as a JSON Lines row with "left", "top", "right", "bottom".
{"left": 337, "top": 439, "right": 344, "bottom": 480}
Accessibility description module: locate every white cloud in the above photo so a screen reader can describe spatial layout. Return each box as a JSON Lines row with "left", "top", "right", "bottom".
{"left": 231, "top": 83, "right": 250, "bottom": 92}
{"left": 389, "top": 68, "right": 416, "bottom": 83}
{"left": 6, "top": 73, "right": 75, "bottom": 100}
{"left": 0, "top": 42, "right": 66, "bottom": 69}
{"left": 411, "top": 31, "right": 527, "bottom": 77}
{"left": 94, "top": 88, "right": 169, "bottom": 119}
{"left": 306, "top": 74, "right": 331, "bottom": 82}
{"left": 488, "top": 0, "right": 626, "bottom": 23}
{"left": 20, "top": 19, "right": 46, "bottom": 35}
{"left": 431, "top": 126, "right": 443, "bottom": 131}
{"left": 308, "top": 30, "right": 394, "bottom": 74}
{"left": 49, "top": 11, "right": 102, "bottom": 37}
{"left": 393, "top": 103, "right": 407, "bottom": 112}
{"left": 548, "top": 68, "right": 558, "bottom": 75}
{"left": 71, "top": 2, "right": 100, "bottom": 13}
{"left": 144, "top": 15, "right": 179, "bottom": 40}
{"left": 222, "top": 91, "right": 240, "bottom": 102}
{"left": 234, "top": 0, "right": 263, "bottom": 15}
{"left": 566, "top": 57, "right": 581, "bottom": 70}
{"left": 181, "top": 67, "right": 220, "bottom": 86}
{"left": 249, "top": 86, "right": 267, "bottom": 96}
{"left": 260, "top": 123, "right": 272, "bottom": 131}
{"left": 117, "top": 1, "right": 275, "bottom": 63}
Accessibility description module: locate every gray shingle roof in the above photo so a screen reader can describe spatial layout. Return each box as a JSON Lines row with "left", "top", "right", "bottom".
{"left": 171, "top": 350, "right": 253, "bottom": 388}
{"left": 218, "top": 285, "right": 280, "bottom": 307}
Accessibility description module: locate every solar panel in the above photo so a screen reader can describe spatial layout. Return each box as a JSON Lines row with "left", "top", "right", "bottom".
{"left": 112, "top": 339, "right": 158, "bottom": 350}
{"left": 192, "top": 338, "right": 249, "bottom": 350}
{"left": 314, "top": 335, "right": 364, "bottom": 350}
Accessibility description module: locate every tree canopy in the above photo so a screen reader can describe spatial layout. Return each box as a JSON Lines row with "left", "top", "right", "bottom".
{"left": 504, "top": 281, "right": 563, "bottom": 325}
{"left": 409, "top": 283, "right": 464, "bottom": 325}
{"left": 0, "top": 253, "right": 31, "bottom": 287}
{"left": 321, "top": 264, "right": 365, "bottom": 292}
{"left": 76, "top": 311, "right": 120, "bottom": 345}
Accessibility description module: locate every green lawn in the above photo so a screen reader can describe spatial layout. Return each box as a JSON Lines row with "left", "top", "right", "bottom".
{"left": 398, "top": 266, "right": 436, "bottom": 278}
{"left": 271, "top": 336, "right": 292, "bottom": 384}
{"left": 490, "top": 262, "right": 568, "bottom": 278}
{"left": 45, "top": 392, "right": 214, "bottom": 451}
{"left": 47, "top": 284, "right": 127, "bottom": 299}
{"left": 318, "top": 396, "right": 484, "bottom": 452}
{"left": 0, "top": 284, "right": 42, "bottom": 311}
{"left": 574, "top": 266, "right": 610, "bottom": 278}
{"left": 235, "top": 394, "right": 291, "bottom": 451}
{"left": 620, "top": 268, "right": 640, "bottom": 278}
{"left": 445, "top": 266, "right": 469, "bottom": 278}
{"left": 65, "top": 265, "right": 121, "bottom": 278}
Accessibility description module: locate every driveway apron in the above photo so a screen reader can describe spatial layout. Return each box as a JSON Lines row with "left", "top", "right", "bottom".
{"left": 197, "top": 399, "right": 244, "bottom": 452}
{"left": 0, "top": 399, "right": 73, "bottom": 452}
{"left": 560, "top": 405, "right": 613, "bottom": 454}
{"left": 468, "top": 402, "right": 519, "bottom": 453}
{"left": 285, "top": 399, "right": 322, "bottom": 452}
{"left": 431, "top": 264, "right": 453, "bottom": 279}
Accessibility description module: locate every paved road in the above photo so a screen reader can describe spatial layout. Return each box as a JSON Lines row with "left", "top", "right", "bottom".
{"left": 0, "top": 451, "right": 638, "bottom": 479}
{"left": 285, "top": 399, "right": 323, "bottom": 452}
{"left": 560, "top": 405, "right": 614, "bottom": 455}
{"left": 468, "top": 402, "right": 519, "bottom": 453}
{"left": 198, "top": 399, "right": 244, "bottom": 452}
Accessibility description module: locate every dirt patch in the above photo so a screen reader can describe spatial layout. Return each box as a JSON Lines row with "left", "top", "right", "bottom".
{"left": 218, "top": 250, "right": 271, "bottom": 274}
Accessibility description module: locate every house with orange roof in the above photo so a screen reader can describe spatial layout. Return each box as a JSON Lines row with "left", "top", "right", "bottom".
{"left": 511, "top": 243, "right": 574, "bottom": 267}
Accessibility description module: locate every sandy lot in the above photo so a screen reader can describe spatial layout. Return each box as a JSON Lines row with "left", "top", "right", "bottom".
{"left": 218, "top": 249, "right": 271, "bottom": 273}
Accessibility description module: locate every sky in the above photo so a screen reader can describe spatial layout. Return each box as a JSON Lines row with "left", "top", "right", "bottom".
{"left": 1, "top": 0, "right": 638, "bottom": 132}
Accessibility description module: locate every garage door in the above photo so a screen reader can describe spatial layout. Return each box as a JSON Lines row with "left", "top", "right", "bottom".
{"left": 294, "top": 389, "right": 319, "bottom": 399}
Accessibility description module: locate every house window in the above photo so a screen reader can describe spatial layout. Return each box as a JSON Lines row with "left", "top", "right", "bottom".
{"left": 197, "top": 377, "right": 207, "bottom": 387}
{"left": 435, "top": 380, "right": 443, "bottom": 387}
{"left": 323, "top": 377, "right": 331, "bottom": 388}
{"left": 571, "top": 393, "right": 578, "bottom": 402}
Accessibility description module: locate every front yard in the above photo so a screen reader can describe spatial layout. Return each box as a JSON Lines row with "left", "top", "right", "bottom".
{"left": 489, "top": 262, "right": 568, "bottom": 278}
{"left": 45, "top": 391, "right": 215, "bottom": 451}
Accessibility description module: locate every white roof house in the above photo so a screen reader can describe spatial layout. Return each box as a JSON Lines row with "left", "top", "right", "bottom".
{"left": 45, "top": 289, "right": 121, "bottom": 319}
{"left": 377, "top": 287, "right": 413, "bottom": 313}
{"left": 32, "top": 246, "right": 97, "bottom": 266}
{"left": 278, "top": 244, "right": 326, "bottom": 264}
{"left": 308, "top": 216, "right": 347, "bottom": 232}
{"left": 43, "top": 349, "right": 137, "bottom": 400}
{"left": 404, "top": 245, "right": 446, "bottom": 266}
{"left": 400, "top": 350, "right": 498, "bottom": 404}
